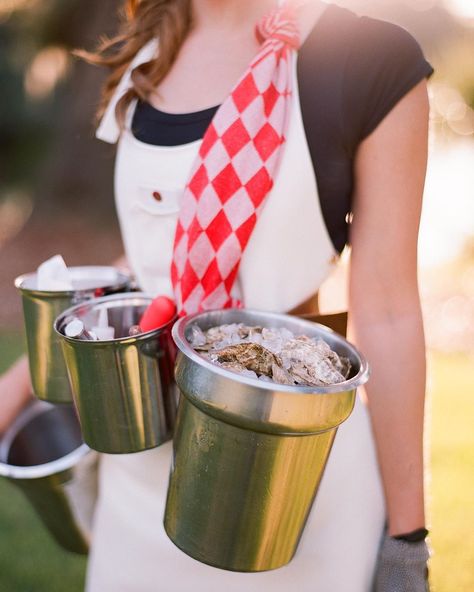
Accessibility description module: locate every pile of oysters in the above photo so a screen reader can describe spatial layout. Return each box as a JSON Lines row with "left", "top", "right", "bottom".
{"left": 189, "top": 323, "right": 351, "bottom": 387}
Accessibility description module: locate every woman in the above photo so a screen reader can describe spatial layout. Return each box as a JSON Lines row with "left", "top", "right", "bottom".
{"left": 1, "top": 0, "right": 432, "bottom": 590}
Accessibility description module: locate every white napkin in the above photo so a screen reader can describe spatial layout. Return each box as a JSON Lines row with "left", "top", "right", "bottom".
{"left": 36, "top": 255, "right": 73, "bottom": 291}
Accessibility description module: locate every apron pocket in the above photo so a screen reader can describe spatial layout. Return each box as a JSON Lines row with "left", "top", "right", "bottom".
{"left": 124, "top": 185, "right": 183, "bottom": 289}
{"left": 132, "top": 186, "right": 183, "bottom": 216}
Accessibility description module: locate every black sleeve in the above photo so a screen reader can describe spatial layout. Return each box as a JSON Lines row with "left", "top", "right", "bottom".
{"left": 342, "top": 17, "right": 434, "bottom": 151}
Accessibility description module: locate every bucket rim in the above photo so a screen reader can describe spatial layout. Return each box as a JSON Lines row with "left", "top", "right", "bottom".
{"left": 172, "top": 308, "right": 370, "bottom": 395}
{"left": 0, "top": 401, "right": 91, "bottom": 480}
{"left": 14, "top": 265, "right": 130, "bottom": 297}
{"left": 0, "top": 444, "right": 91, "bottom": 480}
{"left": 53, "top": 291, "right": 177, "bottom": 344}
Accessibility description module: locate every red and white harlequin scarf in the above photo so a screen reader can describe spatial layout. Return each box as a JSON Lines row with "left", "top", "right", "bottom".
{"left": 171, "top": 4, "right": 300, "bottom": 316}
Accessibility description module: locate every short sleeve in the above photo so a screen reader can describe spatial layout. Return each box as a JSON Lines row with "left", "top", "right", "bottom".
{"left": 342, "top": 17, "right": 434, "bottom": 149}
{"left": 95, "top": 40, "right": 159, "bottom": 144}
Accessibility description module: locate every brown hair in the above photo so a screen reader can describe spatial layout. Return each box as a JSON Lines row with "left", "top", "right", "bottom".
{"left": 76, "top": 0, "right": 192, "bottom": 126}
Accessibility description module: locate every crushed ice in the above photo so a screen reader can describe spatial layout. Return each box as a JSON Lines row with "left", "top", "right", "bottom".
{"left": 190, "top": 323, "right": 351, "bottom": 387}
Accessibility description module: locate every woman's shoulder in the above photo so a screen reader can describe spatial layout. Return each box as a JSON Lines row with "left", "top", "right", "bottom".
{"left": 299, "top": 4, "right": 433, "bottom": 148}
{"left": 305, "top": 4, "right": 429, "bottom": 65}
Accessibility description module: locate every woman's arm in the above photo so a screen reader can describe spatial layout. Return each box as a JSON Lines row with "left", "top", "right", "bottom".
{"left": 349, "top": 80, "right": 429, "bottom": 536}
{"left": 0, "top": 356, "right": 33, "bottom": 434}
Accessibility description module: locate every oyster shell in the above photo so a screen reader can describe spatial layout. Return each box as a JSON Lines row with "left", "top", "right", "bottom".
{"left": 211, "top": 343, "right": 281, "bottom": 376}
{"left": 190, "top": 323, "right": 351, "bottom": 387}
{"left": 271, "top": 362, "right": 294, "bottom": 385}
{"left": 191, "top": 323, "right": 262, "bottom": 351}
{"left": 281, "top": 337, "right": 349, "bottom": 386}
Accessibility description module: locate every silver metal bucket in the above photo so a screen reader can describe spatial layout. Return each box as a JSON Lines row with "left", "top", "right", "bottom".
{"left": 54, "top": 293, "right": 178, "bottom": 454}
{"left": 0, "top": 400, "right": 98, "bottom": 554}
{"left": 164, "top": 309, "right": 370, "bottom": 572}
{"left": 15, "top": 266, "right": 130, "bottom": 404}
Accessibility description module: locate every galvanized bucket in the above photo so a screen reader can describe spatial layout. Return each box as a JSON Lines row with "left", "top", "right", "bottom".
{"left": 164, "top": 309, "right": 370, "bottom": 572}
{"left": 54, "top": 293, "right": 178, "bottom": 454}
{"left": 0, "top": 400, "right": 98, "bottom": 554}
{"left": 15, "top": 266, "right": 130, "bottom": 404}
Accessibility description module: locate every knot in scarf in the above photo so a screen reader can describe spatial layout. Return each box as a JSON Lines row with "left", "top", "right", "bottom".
{"left": 255, "top": 6, "right": 301, "bottom": 49}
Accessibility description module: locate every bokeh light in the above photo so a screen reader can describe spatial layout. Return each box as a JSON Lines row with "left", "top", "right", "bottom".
{"left": 0, "top": 192, "right": 33, "bottom": 249}
{"left": 24, "top": 46, "right": 70, "bottom": 101}
{"left": 0, "top": 0, "right": 39, "bottom": 22}
{"left": 430, "top": 82, "right": 474, "bottom": 136}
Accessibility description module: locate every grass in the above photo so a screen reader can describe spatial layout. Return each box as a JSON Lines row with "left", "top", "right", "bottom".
{"left": 427, "top": 351, "right": 474, "bottom": 592}
{"left": 0, "top": 334, "right": 472, "bottom": 591}
{"left": 0, "top": 333, "right": 87, "bottom": 592}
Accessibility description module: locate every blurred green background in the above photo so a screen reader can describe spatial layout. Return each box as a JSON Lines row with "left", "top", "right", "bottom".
{"left": 0, "top": 0, "right": 473, "bottom": 590}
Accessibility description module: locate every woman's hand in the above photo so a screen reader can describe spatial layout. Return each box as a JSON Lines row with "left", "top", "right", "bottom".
{"left": 0, "top": 355, "right": 34, "bottom": 435}
{"left": 374, "top": 531, "right": 430, "bottom": 592}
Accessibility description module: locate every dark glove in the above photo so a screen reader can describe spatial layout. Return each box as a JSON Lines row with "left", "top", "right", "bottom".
{"left": 373, "top": 530, "right": 430, "bottom": 592}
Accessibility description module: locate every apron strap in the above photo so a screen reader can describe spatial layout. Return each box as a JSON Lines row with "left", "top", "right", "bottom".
{"left": 288, "top": 292, "right": 348, "bottom": 337}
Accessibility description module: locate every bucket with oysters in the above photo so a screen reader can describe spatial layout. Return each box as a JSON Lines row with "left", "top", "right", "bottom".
{"left": 164, "top": 308, "right": 369, "bottom": 573}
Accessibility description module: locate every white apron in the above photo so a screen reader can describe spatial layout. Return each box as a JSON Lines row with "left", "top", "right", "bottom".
{"left": 87, "top": 45, "right": 385, "bottom": 592}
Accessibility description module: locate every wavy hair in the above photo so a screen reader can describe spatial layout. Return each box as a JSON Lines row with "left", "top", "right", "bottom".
{"left": 76, "top": 0, "right": 192, "bottom": 126}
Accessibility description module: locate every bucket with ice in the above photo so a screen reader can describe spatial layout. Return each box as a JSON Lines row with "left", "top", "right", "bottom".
{"left": 54, "top": 293, "right": 178, "bottom": 454}
{"left": 15, "top": 256, "right": 131, "bottom": 403}
{"left": 164, "top": 309, "right": 369, "bottom": 572}
{"left": 0, "top": 399, "right": 98, "bottom": 554}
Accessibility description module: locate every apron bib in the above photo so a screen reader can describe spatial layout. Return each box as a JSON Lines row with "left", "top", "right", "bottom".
{"left": 113, "top": 53, "right": 337, "bottom": 311}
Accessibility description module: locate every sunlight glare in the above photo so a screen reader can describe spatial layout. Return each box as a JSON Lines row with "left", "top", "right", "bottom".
{"left": 443, "top": 0, "right": 474, "bottom": 19}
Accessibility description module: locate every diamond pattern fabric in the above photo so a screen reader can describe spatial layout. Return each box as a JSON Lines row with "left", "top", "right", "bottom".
{"left": 172, "top": 4, "right": 300, "bottom": 315}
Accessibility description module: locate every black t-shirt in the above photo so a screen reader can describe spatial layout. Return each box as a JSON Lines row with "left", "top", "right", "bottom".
{"left": 131, "top": 4, "right": 433, "bottom": 253}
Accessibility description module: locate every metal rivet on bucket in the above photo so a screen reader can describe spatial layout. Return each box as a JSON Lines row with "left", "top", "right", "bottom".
{"left": 54, "top": 292, "right": 178, "bottom": 454}
{"left": 15, "top": 266, "right": 130, "bottom": 404}
{"left": 164, "top": 309, "right": 370, "bottom": 572}
{"left": 0, "top": 400, "right": 98, "bottom": 554}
